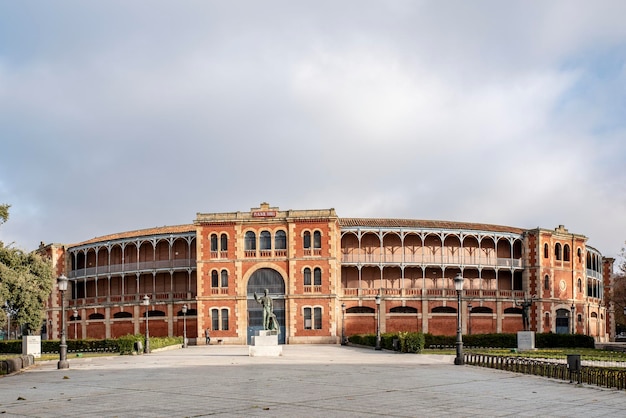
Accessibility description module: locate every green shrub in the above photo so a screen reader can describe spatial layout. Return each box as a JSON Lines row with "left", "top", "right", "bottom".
{"left": 347, "top": 332, "right": 425, "bottom": 353}
{"left": 117, "top": 334, "right": 144, "bottom": 355}
{"left": 398, "top": 332, "right": 425, "bottom": 353}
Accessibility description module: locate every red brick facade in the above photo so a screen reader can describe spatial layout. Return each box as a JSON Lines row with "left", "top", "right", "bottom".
{"left": 40, "top": 204, "right": 615, "bottom": 344}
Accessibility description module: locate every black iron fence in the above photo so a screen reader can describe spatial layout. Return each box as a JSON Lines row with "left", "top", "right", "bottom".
{"left": 464, "top": 353, "right": 626, "bottom": 390}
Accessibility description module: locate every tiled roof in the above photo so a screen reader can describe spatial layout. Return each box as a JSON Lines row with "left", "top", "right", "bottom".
{"left": 71, "top": 224, "right": 197, "bottom": 247}
{"left": 338, "top": 218, "right": 525, "bottom": 234}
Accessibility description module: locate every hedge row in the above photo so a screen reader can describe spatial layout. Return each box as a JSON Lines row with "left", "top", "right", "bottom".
{"left": 0, "top": 335, "right": 183, "bottom": 355}
{"left": 348, "top": 332, "right": 595, "bottom": 350}
{"left": 426, "top": 333, "right": 595, "bottom": 349}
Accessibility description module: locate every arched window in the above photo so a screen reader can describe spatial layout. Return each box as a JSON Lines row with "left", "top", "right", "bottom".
{"left": 211, "top": 270, "right": 219, "bottom": 288}
{"left": 260, "top": 231, "right": 271, "bottom": 250}
{"left": 544, "top": 312, "right": 550, "bottom": 326}
{"left": 303, "top": 231, "right": 311, "bottom": 249}
{"left": 504, "top": 307, "right": 523, "bottom": 314}
{"left": 313, "top": 267, "right": 322, "bottom": 286}
{"left": 245, "top": 231, "right": 256, "bottom": 251}
{"left": 577, "top": 248, "right": 582, "bottom": 263}
{"left": 211, "top": 308, "right": 219, "bottom": 330}
{"left": 114, "top": 311, "right": 132, "bottom": 319}
{"left": 88, "top": 313, "right": 104, "bottom": 320}
{"left": 432, "top": 306, "right": 456, "bottom": 313}
{"left": 303, "top": 268, "right": 311, "bottom": 286}
{"left": 210, "top": 234, "right": 218, "bottom": 252}
{"left": 346, "top": 306, "right": 374, "bottom": 314}
{"left": 304, "top": 307, "right": 322, "bottom": 330}
{"left": 555, "top": 243, "right": 562, "bottom": 261}
{"left": 220, "top": 270, "right": 228, "bottom": 288}
{"left": 390, "top": 306, "right": 418, "bottom": 313}
{"left": 275, "top": 230, "right": 286, "bottom": 250}
{"left": 210, "top": 308, "right": 229, "bottom": 331}
{"left": 563, "top": 244, "right": 570, "bottom": 262}
{"left": 221, "top": 308, "right": 229, "bottom": 330}
{"left": 577, "top": 278, "right": 582, "bottom": 294}
{"left": 313, "top": 231, "right": 322, "bottom": 249}
{"left": 470, "top": 306, "right": 493, "bottom": 313}
{"left": 314, "top": 307, "right": 322, "bottom": 329}
{"left": 220, "top": 234, "right": 228, "bottom": 251}
{"left": 544, "top": 243, "right": 549, "bottom": 258}
{"left": 544, "top": 275, "right": 550, "bottom": 291}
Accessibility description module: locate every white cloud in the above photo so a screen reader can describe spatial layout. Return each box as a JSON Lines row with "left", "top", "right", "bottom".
{"left": 0, "top": 1, "right": 625, "bottom": 262}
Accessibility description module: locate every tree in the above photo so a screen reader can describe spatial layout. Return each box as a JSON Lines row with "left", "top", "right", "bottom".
{"left": 1, "top": 204, "right": 54, "bottom": 336}
{"left": 612, "top": 243, "right": 626, "bottom": 334}
{"left": 0, "top": 203, "right": 8, "bottom": 224}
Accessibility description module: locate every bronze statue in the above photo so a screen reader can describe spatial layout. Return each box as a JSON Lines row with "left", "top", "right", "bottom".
{"left": 515, "top": 295, "right": 537, "bottom": 331}
{"left": 254, "top": 289, "right": 280, "bottom": 332}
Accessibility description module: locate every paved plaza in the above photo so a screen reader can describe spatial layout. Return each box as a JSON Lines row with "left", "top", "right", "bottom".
{"left": 1, "top": 345, "right": 626, "bottom": 417}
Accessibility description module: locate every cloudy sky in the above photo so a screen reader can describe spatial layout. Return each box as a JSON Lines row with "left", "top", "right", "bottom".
{"left": 1, "top": 1, "right": 625, "bottom": 262}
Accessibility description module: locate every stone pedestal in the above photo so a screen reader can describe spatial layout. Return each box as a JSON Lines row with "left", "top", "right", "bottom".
{"left": 517, "top": 331, "right": 535, "bottom": 351}
{"left": 249, "top": 330, "right": 282, "bottom": 357}
{"left": 22, "top": 335, "right": 41, "bottom": 358}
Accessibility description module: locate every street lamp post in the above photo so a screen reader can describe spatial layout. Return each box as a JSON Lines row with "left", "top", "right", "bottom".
{"left": 341, "top": 303, "right": 346, "bottom": 345}
{"left": 375, "top": 293, "right": 382, "bottom": 350}
{"left": 73, "top": 309, "right": 78, "bottom": 339}
{"left": 182, "top": 304, "right": 188, "bottom": 348}
{"left": 467, "top": 303, "right": 472, "bottom": 335}
{"left": 143, "top": 295, "right": 151, "bottom": 354}
{"left": 571, "top": 303, "right": 575, "bottom": 334}
{"left": 57, "top": 275, "right": 69, "bottom": 369}
{"left": 454, "top": 273, "right": 465, "bottom": 365}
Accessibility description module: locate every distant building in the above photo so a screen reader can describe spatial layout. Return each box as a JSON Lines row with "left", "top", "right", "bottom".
{"left": 40, "top": 203, "right": 615, "bottom": 344}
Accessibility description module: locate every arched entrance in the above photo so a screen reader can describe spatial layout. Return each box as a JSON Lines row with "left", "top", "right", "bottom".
{"left": 556, "top": 308, "right": 571, "bottom": 334}
{"left": 247, "top": 268, "right": 286, "bottom": 344}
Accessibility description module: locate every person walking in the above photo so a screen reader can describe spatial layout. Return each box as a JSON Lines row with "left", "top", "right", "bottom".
{"left": 205, "top": 328, "right": 210, "bottom": 345}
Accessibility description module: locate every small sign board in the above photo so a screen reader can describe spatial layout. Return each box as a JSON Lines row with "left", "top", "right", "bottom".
{"left": 22, "top": 335, "right": 41, "bottom": 358}
{"left": 252, "top": 211, "right": 277, "bottom": 218}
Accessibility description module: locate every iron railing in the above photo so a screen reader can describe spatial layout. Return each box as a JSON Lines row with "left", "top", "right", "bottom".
{"left": 465, "top": 353, "right": 626, "bottom": 390}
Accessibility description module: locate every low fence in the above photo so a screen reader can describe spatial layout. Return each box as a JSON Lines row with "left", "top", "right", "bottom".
{"left": 464, "top": 353, "right": 626, "bottom": 390}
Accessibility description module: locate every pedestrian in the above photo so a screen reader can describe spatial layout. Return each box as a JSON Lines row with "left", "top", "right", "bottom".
{"left": 205, "top": 328, "right": 210, "bottom": 345}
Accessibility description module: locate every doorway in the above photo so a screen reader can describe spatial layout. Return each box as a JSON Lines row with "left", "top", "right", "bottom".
{"left": 247, "top": 268, "right": 286, "bottom": 344}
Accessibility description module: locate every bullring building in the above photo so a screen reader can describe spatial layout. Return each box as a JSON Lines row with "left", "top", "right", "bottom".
{"left": 41, "top": 203, "right": 615, "bottom": 344}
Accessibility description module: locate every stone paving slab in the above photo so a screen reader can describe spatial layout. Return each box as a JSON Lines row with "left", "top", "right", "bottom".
{"left": 1, "top": 345, "right": 625, "bottom": 417}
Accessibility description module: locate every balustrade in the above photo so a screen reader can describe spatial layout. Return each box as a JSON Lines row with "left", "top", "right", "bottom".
{"left": 342, "top": 287, "right": 528, "bottom": 299}
{"left": 341, "top": 253, "right": 522, "bottom": 268}
{"left": 69, "top": 258, "right": 194, "bottom": 278}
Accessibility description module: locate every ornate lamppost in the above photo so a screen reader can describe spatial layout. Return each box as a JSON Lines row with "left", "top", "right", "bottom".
{"left": 182, "top": 304, "right": 188, "bottom": 348}
{"left": 143, "top": 295, "right": 151, "bottom": 354}
{"left": 57, "top": 274, "right": 69, "bottom": 369}
{"left": 467, "top": 303, "right": 472, "bottom": 335}
{"left": 73, "top": 309, "right": 78, "bottom": 339}
{"left": 375, "top": 293, "right": 381, "bottom": 350}
{"left": 571, "top": 303, "right": 575, "bottom": 334}
{"left": 341, "top": 303, "right": 346, "bottom": 345}
{"left": 454, "top": 273, "right": 465, "bottom": 365}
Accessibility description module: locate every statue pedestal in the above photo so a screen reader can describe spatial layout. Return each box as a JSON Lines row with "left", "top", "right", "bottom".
{"left": 517, "top": 331, "right": 535, "bottom": 351}
{"left": 249, "top": 330, "right": 282, "bottom": 357}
